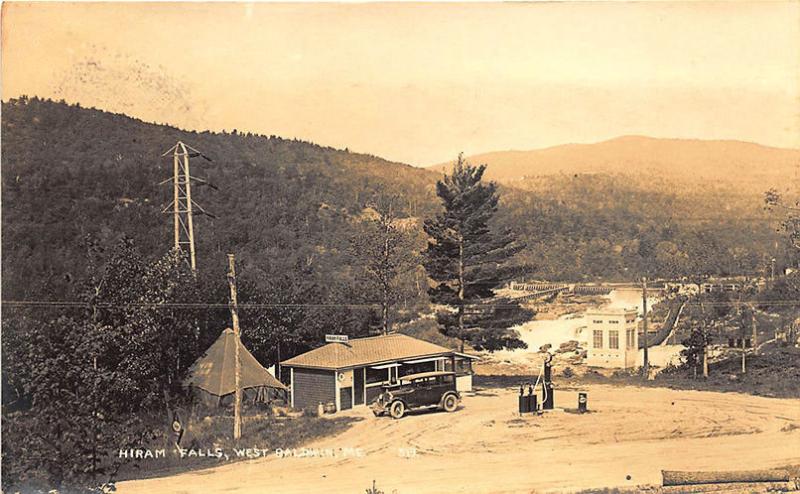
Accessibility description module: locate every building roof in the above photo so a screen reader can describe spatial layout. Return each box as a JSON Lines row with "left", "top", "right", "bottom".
{"left": 185, "top": 328, "right": 288, "bottom": 395}
{"left": 281, "top": 333, "right": 457, "bottom": 370}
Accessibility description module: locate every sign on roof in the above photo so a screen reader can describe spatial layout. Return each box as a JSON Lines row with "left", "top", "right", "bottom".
{"left": 325, "top": 334, "right": 349, "bottom": 344}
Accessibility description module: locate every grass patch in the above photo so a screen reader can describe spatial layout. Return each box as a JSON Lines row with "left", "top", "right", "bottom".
{"left": 475, "top": 346, "right": 800, "bottom": 399}
{"left": 645, "top": 346, "right": 800, "bottom": 398}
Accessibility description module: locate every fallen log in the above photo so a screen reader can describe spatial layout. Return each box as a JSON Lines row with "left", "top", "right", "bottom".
{"left": 662, "top": 469, "right": 790, "bottom": 486}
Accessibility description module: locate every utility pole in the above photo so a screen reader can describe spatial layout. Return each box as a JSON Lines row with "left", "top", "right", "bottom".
{"left": 750, "top": 303, "right": 758, "bottom": 354}
{"left": 161, "top": 141, "right": 214, "bottom": 273}
{"left": 641, "top": 276, "right": 649, "bottom": 379}
{"left": 227, "top": 254, "right": 243, "bottom": 440}
{"left": 739, "top": 292, "right": 746, "bottom": 374}
{"left": 699, "top": 301, "right": 709, "bottom": 379}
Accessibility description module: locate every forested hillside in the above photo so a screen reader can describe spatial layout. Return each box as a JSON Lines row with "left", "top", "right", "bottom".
{"left": 2, "top": 97, "right": 439, "bottom": 303}
{"left": 496, "top": 174, "right": 788, "bottom": 281}
{"left": 2, "top": 97, "right": 790, "bottom": 304}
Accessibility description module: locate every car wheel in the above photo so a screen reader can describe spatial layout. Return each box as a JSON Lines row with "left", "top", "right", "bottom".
{"left": 442, "top": 394, "right": 458, "bottom": 412}
{"left": 389, "top": 401, "right": 405, "bottom": 419}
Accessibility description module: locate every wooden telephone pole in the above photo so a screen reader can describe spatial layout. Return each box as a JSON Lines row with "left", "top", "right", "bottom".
{"left": 698, "top": 301, "right": 709, "bottom": 379}
{"left": 641, "top": 277, "right": 649, "bottom": 378}
{"left": 739, "top": 292, "right": 746, "bottom": 374}
{"left": 741, "top": 302, "right": 759, "bottom": 373}
{"left": 227, "top": 254, "right": 243, "bottom": 440}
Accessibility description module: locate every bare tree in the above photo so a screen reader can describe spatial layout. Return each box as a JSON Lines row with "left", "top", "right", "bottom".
{"left": 765, "top": 188, "right": 800, "bottom": 263}
{"left": 350, "top": 194, "right": 420, "bottom": 334}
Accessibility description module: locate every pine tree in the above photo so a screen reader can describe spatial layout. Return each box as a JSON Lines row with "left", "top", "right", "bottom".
{"left": 423, "top": 154, "right": 531, "bottom": 352}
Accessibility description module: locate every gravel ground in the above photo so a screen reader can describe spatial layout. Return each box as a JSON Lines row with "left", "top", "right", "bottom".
{"left": 116, "top": 384, "right": 800, "bottom": 494}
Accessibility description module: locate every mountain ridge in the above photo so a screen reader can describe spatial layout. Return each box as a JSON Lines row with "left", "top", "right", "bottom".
{"left": 428, "top": 135, "right": 800, "bottom": 191}
{"left": 467, "top": 135, "right": 800, "bottom": 155}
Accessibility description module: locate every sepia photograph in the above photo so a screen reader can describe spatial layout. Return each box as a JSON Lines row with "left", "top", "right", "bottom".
{"left": 2, "top": 1, "right": 799, "bottom": 493}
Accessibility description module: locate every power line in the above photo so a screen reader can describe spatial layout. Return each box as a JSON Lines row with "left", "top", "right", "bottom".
{"left": 4, "top": 299, "right": 800, "bottom": 310}
{"left": 518, "top": 216, "right": 782, "bottom": 223}
{"left": 0, "top": 300, "right": 381, "bottom": 310}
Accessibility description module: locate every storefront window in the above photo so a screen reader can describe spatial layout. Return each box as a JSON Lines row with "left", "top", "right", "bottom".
{"left": 366, "top": 367, "right": 390, "bottom": 384}
{"left": 399, "top": 361, "right": 436, "bottom": 377}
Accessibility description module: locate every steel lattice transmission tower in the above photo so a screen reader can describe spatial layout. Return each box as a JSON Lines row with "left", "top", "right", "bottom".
{"left": 160, "top": 141, "right": 215, "bottom": 272}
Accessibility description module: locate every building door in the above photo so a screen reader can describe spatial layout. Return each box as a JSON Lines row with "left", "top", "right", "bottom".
{"left": 354, "top": 368, "right": 364, "bottom": 406}
{"left": 340, "top": 387, "right": 353, "bottom": 410}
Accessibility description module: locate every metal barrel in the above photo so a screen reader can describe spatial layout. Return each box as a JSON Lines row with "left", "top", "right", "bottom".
{"left": 528, "top": 394, "right": 537, "bottom": 413}
{"left": 578, "top": 392, "right": 587, "bottom": 413}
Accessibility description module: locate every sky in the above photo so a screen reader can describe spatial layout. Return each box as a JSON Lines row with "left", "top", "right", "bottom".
{"left": 2, "top": 1, "right": 799, "bottom": 165}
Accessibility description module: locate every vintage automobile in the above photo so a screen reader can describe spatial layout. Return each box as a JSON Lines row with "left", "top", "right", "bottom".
{"left": 371, "top": 371, "right": 460, "bottom": 419}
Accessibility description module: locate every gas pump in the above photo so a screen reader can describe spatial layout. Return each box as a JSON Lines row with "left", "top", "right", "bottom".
{"left": 527, "top": 382, "right": 537, "bottom": 412}
{"left": 526, "top": 352, "right": 554, "bottom": 413}
{"left": 518, "top": 382, "right": 538, "bottom": 414}
{"left": 542, "top": 353, "right": 554, "bottom": 410}
{"left": 517, "top": 353, "right": 587, "bottom": 414}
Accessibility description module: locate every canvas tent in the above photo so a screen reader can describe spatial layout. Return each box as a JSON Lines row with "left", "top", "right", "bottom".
{"left": 185, "top": 328, "right": 287, "bottom": 406}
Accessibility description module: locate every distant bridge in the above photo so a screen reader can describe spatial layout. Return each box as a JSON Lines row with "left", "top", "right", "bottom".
{"left": 508, "top": 284, "right": 570, "bottom": 302}
{"left": 508, "top": 281, "right": 666, "bottom": 300}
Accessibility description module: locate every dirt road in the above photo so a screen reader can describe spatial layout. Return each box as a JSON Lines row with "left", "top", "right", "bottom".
{"left": 117, "top": 385, "right": 800, "bottom": 493}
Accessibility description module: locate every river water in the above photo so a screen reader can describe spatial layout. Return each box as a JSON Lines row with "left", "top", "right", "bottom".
{"left": 492, "top": 289, "right": 684, "bottom": 367}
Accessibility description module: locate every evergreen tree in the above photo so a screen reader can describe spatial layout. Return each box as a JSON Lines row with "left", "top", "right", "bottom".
{"left": 423, "top": 154, "right": 530, "bottom": 352}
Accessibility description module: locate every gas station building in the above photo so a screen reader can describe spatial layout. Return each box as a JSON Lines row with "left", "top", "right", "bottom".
{"left": 282, "top": 333, "right": 479, "bottom": 412}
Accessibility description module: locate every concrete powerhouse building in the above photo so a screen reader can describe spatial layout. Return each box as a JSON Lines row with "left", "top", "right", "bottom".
{"left": 282, "top": 333, "right": 478, "bottom": 412}
{"left": 585, "top": 309, "right": 639, "bottom": 369}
